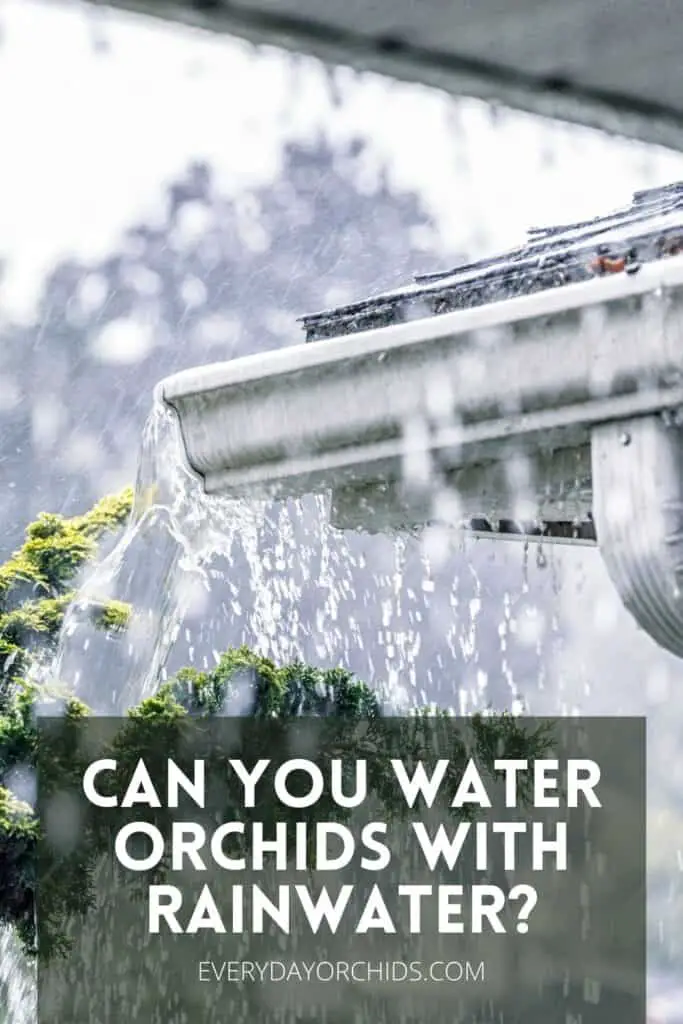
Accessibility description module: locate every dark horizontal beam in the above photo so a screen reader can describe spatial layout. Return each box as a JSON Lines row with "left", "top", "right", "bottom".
{"left": 465, "top": 517, "right": 596, "bottom": 544}
{"left": 84, "top": 0, "right": 683, "bottom": 152}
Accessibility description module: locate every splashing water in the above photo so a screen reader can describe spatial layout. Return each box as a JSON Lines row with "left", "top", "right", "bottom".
{"left": 0, "top": 927, "right": 35, "bottom": 1024}
{"left": 4, "top": 400, "right": 269, "bottom": 1022}
{"left": 28, "top": 396, "right": 570, "bottom": 722}
{"left": 3, "top": 395, "right": 596, "bottom": 1023}
{"left": 38, "top": 400, "right": 263, "bottom": 715}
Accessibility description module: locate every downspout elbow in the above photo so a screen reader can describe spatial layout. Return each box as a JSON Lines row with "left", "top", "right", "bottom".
{"left": 592, "top": 413, "right": 683, "bottom": 657}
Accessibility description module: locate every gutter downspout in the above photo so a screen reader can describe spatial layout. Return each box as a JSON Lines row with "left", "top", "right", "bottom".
{"left": 592, "top": 413, "right": 683, "bottom": 658}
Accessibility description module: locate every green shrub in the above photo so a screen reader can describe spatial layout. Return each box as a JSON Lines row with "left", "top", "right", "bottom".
{"left": 0, "top": 494, "right": 551, "bottom": 960}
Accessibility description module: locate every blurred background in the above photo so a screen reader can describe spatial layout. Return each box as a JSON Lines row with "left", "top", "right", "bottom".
{"left": 0, "top": 0, "right": 682, "bottom": 1002}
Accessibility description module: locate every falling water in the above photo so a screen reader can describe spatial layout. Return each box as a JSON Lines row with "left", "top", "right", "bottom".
{"left": 0, "top": 927, "right": 35, "bottom": 1024}
{"left": 41, "top": 399, "right": 263, "bottom": 715}
{"left": 3, "top": 398, "right": 269, "bottom": 1022}
{"left": 2, "top": 395, "right": 616, "bottom": 1022}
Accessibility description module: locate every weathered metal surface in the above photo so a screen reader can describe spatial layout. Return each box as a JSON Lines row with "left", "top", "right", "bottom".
{"left": 160, "top": 251, "right": 683, "bottom": 529}
{"left": 158, "top": 185, "right": 683, "bottom": 655}
{"left": 593, "top": 414, "right": 683, "bottom": 658}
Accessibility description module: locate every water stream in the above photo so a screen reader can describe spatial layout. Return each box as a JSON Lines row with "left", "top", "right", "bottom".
{"left": 47, "top": 401, "right": 262, "bottom": 715}
{"left": 1, "top": 399, "right": 679, "bottom": 1020}
{"left": 2, "top": 401, "right": 267, "bottom": 1021}
{"left": 0, "top": 397, "right": 508, "bottom": 1021}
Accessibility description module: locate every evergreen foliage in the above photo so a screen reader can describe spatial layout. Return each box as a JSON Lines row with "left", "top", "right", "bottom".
{"left": 0, "top": 495, "right": 551, "bottom": 961}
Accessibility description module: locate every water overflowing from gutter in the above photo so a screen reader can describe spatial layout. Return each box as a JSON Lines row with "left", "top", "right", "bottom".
{"left": 3, "top": 396, "right": 679, "bottom": 1020}
{"left": 44, "top": 400, "right": 262, "bottom": 715}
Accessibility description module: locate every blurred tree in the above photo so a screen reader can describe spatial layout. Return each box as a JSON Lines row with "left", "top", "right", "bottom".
{"left": 0, "top": 137, "right": 448, "bottom": 545}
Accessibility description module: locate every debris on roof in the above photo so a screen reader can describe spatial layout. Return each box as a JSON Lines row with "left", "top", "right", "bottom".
{"left": 301, "top": 181, "right": 683, "bottom": 342}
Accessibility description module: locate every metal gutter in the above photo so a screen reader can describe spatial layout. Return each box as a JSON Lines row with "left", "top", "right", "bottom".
{"left": 159, "top": 253, "right": 683, "bottom": 655}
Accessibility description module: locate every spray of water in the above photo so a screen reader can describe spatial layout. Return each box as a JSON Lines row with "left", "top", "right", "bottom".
{"left": 4, "top": 397, "right": 573, "bottom": 1022}
{"left": 38, "top": 400, "right": 263, "bottom": 715}
{"left": 0, "top": 927, "right": 35, "bottom": 1024}
{"left": 3, "top": 400, "right": 265, "bottom": 1021}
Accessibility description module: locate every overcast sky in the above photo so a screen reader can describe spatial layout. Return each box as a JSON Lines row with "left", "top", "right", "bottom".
{"left": 1, "top": 0, "right": 683, "bottom": 326}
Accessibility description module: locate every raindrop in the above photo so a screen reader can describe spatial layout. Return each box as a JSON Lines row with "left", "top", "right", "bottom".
{"left": 536, "top": 543, "right": 548, "bottom": 570}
